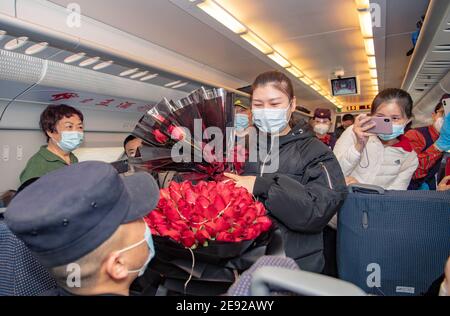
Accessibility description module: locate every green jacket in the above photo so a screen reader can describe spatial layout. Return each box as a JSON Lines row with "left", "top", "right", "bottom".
{"left": 20, "top": 146, "right": 78, "bottom": 184}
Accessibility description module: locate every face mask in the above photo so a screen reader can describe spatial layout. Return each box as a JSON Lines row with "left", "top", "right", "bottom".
{"left": 313, "top": 123, "right": 330, "bottom": 135}
{"left": 252, "top": 106, "right": 290, "bottom": 134}
{"left": 56, "top": 131, "right": 84, "bottom": 153}
{"left": 434, "top": 117, "right": 444, "bottom": 133}
{"left": 235, "top": 114, "right": 249, "bottom": 131}
{"left": 439, "top": 281, "right": 448, "bottom": 296}
{"left": 118, "top": 224, "right": 155, "bottom": 277}
{"left": 378, "top": 124, "right": 406, "bottom": 141}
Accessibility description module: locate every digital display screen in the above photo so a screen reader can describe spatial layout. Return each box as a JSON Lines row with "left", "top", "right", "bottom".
{"left": 331, "top": 77, "right": 358, "bottom": 96}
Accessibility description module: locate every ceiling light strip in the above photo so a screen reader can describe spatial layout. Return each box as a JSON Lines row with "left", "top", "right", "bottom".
{"left": 196, "top": 0, "right": 341, "bottom": 108}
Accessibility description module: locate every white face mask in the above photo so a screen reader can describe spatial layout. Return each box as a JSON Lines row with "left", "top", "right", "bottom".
{"left": 439, "top": 281, "right": 448, "bottom": 296}
{"left": 252, "top": 105, "right": 291, "bottom": 134}
{"left": 117, "top": 225, "right": 155, "bottom": 277}
{"left": 314, "top": 123, "right": 330, "bottom": 135}
{"left": 434, "top": 117, "right": 444, "bottom": 133}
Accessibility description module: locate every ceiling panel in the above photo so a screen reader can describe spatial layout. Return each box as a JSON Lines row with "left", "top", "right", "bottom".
{"left": 48, "top": 0, "right": 431, "bottom": 111}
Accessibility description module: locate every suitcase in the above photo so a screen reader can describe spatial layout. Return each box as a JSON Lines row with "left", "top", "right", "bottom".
{"left": 337, "top": 184, "right": 450, "bottom": 296}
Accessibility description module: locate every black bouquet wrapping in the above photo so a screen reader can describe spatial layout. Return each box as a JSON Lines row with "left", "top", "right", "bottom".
{"left": 129, "top": 87, "right": 243, "bottom": 181}
{"left": 143, "top": 227, "right": 283, "bottom": 296}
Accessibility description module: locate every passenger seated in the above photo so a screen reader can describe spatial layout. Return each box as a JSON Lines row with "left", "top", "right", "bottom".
{"left": 5, "top": 161, "right": 160, "bottom": 296}
{"left": 20, "top": 105, "right": 84, "bottom": 185}
{"left": 310, "top": 108, "right": 336, "bottom": 149}
{"left": 334, "top": 88, "right": 419, "bottom": 190}
{"left": 405, "top": 95, "right": 449, "bottom": 190}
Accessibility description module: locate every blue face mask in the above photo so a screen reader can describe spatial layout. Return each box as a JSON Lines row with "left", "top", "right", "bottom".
{"left": 235, "top": 114, "right": 249, "bottom": 131}
{"left": 378, "top": 124, "right": 406, "bottom": 141}
{"left": 118, "top": 224, "right": 155, "bottom": 277}
{"left": 252, "top": 106, "right": 290, "bottom": 134}
{"left": 57, "top": 131, "right": 84, "bottom": 153}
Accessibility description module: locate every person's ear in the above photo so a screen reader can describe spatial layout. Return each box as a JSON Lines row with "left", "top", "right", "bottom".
{"left": 104, "top": 252, "right": 129, "bottom": 281}
{"left": 290, "top": 97, "right": 297, "bottom": 112}
{"left": 432, "top": 112, "right": 437, "bottom": 121}
{"left": 46, "top": 130, "right": 59, "bottom": 143}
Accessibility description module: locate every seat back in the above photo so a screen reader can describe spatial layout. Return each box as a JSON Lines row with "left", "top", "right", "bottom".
{"left": 337, "top": 186, "right": 450, "bottom": 296}
{"left": 0, "top": 220, "right": 57, "bottom": 296}
{"left": 227, "top": 256, "right": 299, "bottom": 296}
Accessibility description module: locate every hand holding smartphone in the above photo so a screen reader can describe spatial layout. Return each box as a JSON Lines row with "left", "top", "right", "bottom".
{"left": 362, "top": 117, "right": 393, "bottom": 135}
{"left": 442, "top": 98, "right": 450, "bottom": 117}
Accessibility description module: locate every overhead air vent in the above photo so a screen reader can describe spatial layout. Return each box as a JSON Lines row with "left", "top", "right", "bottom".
{"left": 433, "top": 44, "right": 450, "bottom": 52}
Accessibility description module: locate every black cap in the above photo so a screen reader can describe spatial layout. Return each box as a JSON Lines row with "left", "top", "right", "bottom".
{"left": 5, "top": 161, "right": 159, "bottom": 268}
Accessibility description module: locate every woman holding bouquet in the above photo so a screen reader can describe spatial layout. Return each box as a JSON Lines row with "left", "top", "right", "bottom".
{"left": 225, "top": 71, "right": 347, "bottom": 273}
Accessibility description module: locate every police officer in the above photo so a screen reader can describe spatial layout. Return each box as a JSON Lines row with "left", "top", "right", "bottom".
{"left": 5, "top": 161, "right": 160, "bottom": 296}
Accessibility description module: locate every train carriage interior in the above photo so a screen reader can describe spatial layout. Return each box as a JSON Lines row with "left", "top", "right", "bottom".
{"left": 0, "top": 0, "right": 449, "bottom": 299}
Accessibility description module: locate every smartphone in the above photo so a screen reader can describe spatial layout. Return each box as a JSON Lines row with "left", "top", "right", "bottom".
{"left": 363, "top": 117, "right": 393, "bottom": 134}
{"left": 443, "top": 97, "right": 450, "bottom": 116}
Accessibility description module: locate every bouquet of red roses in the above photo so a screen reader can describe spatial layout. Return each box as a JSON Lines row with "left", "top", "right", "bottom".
{"left": 144, "top": 180, "right": 272, "bottom": 248}
{"left": 130, "top": 87, "right": 244, "bottom": 181}
{"left": 142, "top": 180, "right": 279, "bottom": 296}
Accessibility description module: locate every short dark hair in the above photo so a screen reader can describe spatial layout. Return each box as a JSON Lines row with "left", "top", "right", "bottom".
{"left": 123, "top": 135, "right": 137, "bottom": 149}
{"left": 370, "top": 88, "right": 413, "bottom": 118}
{"left": 342, "top": 114, "right": 355, "bottom": 122}
{"left": 40, "top": 105, "right": 83, "bottom": 142}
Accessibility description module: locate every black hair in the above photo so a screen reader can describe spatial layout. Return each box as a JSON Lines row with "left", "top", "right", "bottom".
{"left": 342, "top": 114, "right": 355, "bottom": 122}
{"left": 40, "top": 105, "right": 84, "bottom": 142}
{"left": 370, "top": 88, "right": 413, "bottom": 118}
{"left": 123, "top": 135, "right": 137, "bottom": 149}
{"left": 251, "top": 71, "right": 294, "bottom": 102}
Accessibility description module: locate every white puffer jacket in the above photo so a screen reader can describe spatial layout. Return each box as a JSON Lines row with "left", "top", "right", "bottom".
{"left": 333, "top": 125, "right": 419, "bottom": 190}
{"left": 327, "top": 126, "right": 419, "bottom": 230}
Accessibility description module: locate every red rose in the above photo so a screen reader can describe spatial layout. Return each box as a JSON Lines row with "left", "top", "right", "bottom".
{"left": 205, "top": 205, "right": 219, "bottom": 219}
{"left": 196, "top": 196, "right": 210, "bottom": 209}
{"left": 230, "top": 227, "right": 245, "bottom": 240}
{"left": 195, "top": 229, "right": 211, "bottom": 245}
{"left": 153, "top": 114, "right": 167, "bottom": 124}
{"left": 181, "top": 230, "right": 196, "bottom": 248}
{"left": 183, "top": 189, "right": 195, "bottom": 204}
{"left": 170, "top": 220, "right": 189, "bottom": 232}
{"left": 255, "top": 202, "right": 266, "bottom": 217}
{"left": 204, "top": 222, "right": 217, "bottom": 237}
{"left": 216, "top": 232, "right": 235, "bottom": 242}
{"left": 244, "top": 227, "right": 259, "bottom": 240}
{"left": 159, "top": 188, "right": 170, "bottom": 201}
{"left": 147, "top": 211, "right": 166, "bottom": 225}
{"left": 168, "top": 125, "right": 185, "bottom": 141}
{"left": 215, "top": 217, "right": 231, "bottom": 232}
{"left": 242, "top": 207, "right": 257, "bottom": 224}
{"left": 153, "top": 129, "right": 168, "bottom": 143}
{"left": 145, "top": 180, "right": 269, "bottom": 248}
{"left": 161, "top": 229, "right": 181, "bottom": 242}
{"left": 256, "top": 216, "right": 272, "bottom": 232}
{"left": 213, "top": 195, "right": 226, "bottom": 212}
{"left": 164, "top": 206, "right": 181, "bottom": 222}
